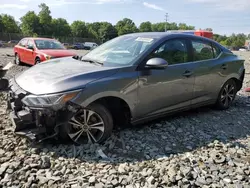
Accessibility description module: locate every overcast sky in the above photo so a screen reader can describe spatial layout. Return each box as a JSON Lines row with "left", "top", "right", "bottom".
{"left": 0, "top": 0, "right": 249, "bottom": 36}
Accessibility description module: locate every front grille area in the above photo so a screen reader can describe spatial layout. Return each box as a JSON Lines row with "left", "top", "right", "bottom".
{"left": 7, "top": 78, "right": 63, "bottom": 141}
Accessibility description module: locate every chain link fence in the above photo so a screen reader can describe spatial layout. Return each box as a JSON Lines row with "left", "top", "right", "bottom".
{"left": 0, "top": 32, "right": 100, "bottom": 47}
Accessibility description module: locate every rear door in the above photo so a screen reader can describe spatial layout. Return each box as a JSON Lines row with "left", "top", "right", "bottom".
{"left": 190, "top": 39, "right": 224, "bottom": 105}
{"left": 135, "top": 38, "right": 196, "bottom": 118}
{"left": 16, "top": 39, "right": 28, "bottom": 62}
{"left": 26, "top": 39, "right": 35, "bottom": 65}
{"left": 19, "top": 39, "right": 28, "bottom": 63}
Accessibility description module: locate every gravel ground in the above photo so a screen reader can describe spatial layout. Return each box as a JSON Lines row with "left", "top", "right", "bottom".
{"left": 0, "top": 48, "right": 249, "bottom": 188}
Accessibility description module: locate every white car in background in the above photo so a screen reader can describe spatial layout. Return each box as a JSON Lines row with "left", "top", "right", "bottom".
{"left": 239, "top": 46, "right": 249, "bottom": 52}
{"left": 84, "top": 42, "right": 98, "bottom": 50}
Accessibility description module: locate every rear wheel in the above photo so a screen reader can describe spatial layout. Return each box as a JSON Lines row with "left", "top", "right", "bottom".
{"left": 14, "top": 53, "right": 21, "bottom": 65}
{"left": 61, "top": 103, "right": 113, "bottom": 144}
{"left": 215, "top": 79, "right": 237, "bottom": 110}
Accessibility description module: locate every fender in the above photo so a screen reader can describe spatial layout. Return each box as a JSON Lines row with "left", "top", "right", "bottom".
{"left": 218, "top": 74, "right": 242, "bottom": 94}
{"left": 78, "top": 91, "right": 136, "bottom": 117}
{"left": 35, "top": 53, "right": 46, "bottom": 62}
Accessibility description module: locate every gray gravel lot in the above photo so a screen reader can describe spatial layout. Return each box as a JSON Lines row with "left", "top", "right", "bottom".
{"left": 0, "top": 48, "right": 249, "bottom": 188}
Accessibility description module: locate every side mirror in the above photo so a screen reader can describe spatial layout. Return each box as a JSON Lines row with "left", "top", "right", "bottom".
{"left": 27, "top": 45, "right": 34, "bottom": 50}
{"left": 145, "top": 58, "right": 168, "bottom": 69}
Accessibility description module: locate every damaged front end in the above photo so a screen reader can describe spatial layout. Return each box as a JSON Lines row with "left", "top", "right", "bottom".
{"left": 7, "top": 78, "right": 81, "bottom": 142}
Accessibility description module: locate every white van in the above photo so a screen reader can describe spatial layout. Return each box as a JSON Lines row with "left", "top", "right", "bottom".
{"left": 84, "top": 42, "right": 98, "bottom": 50}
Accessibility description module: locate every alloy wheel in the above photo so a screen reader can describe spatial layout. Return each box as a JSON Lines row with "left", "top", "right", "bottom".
{"left": 68, "top": 109, "right": 105, "bottom": 144}
{"left": 220, "top": 83, "right": 235, "bottom": 107}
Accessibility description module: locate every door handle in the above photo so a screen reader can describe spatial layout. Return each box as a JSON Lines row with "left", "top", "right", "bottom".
{"left": 221, "top": 64, "right": 228, "bottom": 70}
{"left": 182, "top": 70, "right": 193, "bottom": 77}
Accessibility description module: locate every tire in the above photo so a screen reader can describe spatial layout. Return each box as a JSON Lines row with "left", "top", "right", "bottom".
{"left": 35, "top": 58, "right": 41, "bottom": 65}
{"left": 215, "top": 79, "right": 237, "bottom": 110}
{"left": 60, "top": 103, "right": 113, "bottom": 144}
{"left": 14, "top": 53, "right": 21, "bottom": 65}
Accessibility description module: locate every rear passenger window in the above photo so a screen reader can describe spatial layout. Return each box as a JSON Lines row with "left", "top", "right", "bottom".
{"left": 19, "top": 39, "right": 27, "bottom": 47}
{"left": 192, "top": 41, "right": 214, "bottom": 61}
{"left": 151, "top": 39, "right": 188, "bottom": 65}
{"left": 212, "top": 45, "right": 221, "bottom": 58}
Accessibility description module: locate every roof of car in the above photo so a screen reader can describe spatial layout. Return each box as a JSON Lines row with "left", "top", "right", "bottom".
{"left": 22, "top": 37, "right": 56, "bottom": 40}
{"left": 125, "top": 32, "right": 172, "bottom": 37}
{"left": 122, "top": 32, "right": 222, "bottom": 48}
{"left": 124, "top": 32, "right": 216, "bottom": 42}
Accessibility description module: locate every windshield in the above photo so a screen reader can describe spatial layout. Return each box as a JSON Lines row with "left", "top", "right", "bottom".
{"left": 84, "top": 35, "right": 156, "bottom": 66}
{"left": 35, "top": 39, "right": 65, "bottom": 50}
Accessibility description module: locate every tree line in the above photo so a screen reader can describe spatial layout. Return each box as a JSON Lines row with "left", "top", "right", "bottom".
{"left": 0, "top": 3, "right": 249, "bottom": 47}
{"left": 213, "top": 33, "right": 249, "bottom": 49}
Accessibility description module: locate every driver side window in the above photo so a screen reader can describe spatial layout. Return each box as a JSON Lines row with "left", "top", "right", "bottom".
{"left": 150, "top": 39, "right": 188, "bottom": 65}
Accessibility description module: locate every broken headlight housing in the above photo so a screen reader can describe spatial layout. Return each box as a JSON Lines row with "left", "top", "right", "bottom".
{"left": 21, "top": 90, "right": 81, "bottom": 108}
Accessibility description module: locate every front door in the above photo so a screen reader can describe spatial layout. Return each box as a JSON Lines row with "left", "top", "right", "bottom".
{"left": 135, "top": 38, "right": 196, "bottom": 118}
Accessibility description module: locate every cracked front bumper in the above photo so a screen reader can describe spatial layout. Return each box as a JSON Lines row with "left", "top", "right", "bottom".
{"left": 7, "top": 79, "right": 71, "bottom": 142}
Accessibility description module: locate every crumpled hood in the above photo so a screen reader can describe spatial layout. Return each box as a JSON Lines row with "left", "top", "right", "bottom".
{"left": 15, "top": 57, "right": 119, "bottom": 95}
{"left": 38, "top": 49, "right": 77, "bottom": 57}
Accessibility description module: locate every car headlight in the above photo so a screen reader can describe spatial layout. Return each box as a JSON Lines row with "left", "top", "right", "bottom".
{"left": 22, "top": 90, "right": 81, "bottom": 108}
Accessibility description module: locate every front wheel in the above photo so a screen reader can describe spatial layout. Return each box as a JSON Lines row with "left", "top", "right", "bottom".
{"left": 215, "top": 79, "right": 237, "bottom": 110}
{"left": 61, "top": 103, "right": 113, "bottom": 144}
{"left": 35, "top": 58, "right": 41, "bottom": 65}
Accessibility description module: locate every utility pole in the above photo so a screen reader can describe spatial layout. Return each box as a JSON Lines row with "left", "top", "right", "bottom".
{"left": 165, "top": 13, "right": 168, "bottom": 32}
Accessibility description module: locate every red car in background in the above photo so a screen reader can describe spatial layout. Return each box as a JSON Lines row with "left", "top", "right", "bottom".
{"left": 14, "top": 37, "right": 77, "bottom": 65}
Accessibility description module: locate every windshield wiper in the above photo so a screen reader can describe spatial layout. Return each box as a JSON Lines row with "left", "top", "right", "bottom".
{"left": 81, "top": 58, "right": 103, "bottom": 65}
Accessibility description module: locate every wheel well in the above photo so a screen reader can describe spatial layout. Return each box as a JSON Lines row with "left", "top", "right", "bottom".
{"left": 91, "top": 97, "right": 132, "bottom": 127}
{"left": 35, "top": 56, "right": 40, "bottom": 60}
{"left": 231, "top": 77, "right": 243, "bottom": 91}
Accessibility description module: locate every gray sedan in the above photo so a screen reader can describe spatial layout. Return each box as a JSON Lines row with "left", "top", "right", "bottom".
{"left": 7, "top": 32, "right": 245, "bottom": 144}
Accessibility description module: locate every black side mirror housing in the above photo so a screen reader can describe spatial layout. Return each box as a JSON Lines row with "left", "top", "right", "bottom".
{"left": 145, "top": 58, "right": 168, "bottom": 69}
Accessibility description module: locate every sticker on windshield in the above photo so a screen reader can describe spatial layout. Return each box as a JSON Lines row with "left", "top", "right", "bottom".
{"left": 135, "top": 37, "right": 154, "bottom": 43}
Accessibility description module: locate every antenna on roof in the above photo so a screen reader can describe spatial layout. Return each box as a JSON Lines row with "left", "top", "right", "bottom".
{"left": 165, "top": 13, "right": 168, "bottom": 32}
